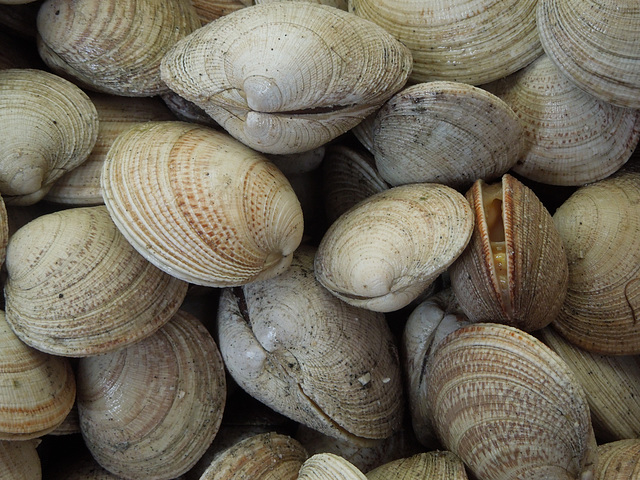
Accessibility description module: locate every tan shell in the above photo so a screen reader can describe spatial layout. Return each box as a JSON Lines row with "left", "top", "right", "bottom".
{"left": 298, "top": 453, "right": 367, "bottom": 480}
{"left": 4, "top": 206, "right": 188, "bottom": 356}
{"left": 539, "top": 327, "right": 640, "bottom": 442}
{"left": 0, "top": 68, "right": 98, "bottom": 202}
{"left": 552, "top": 171, "right": 640, "bottom": 355}
{"left": 217, "top": 246, "right": 404, "bottom": 444}
{"left": 373, "top": 82, "right": 524, "bottom": 188}
{"left": 161, "top": 2, "right": 412, "bottom": 154}
{"left": 256, "top": 0, "right": 348, "bottom": 9}
{"left": 594, "top": 439, "right": 640, "bottom": 480}
{"left": 101, "top": 121, "right": 304, "bottom": 287}
{"left": 537, "top": 0, "right": 640, "bottom": 109}
{"left": 0, "top": 310, "right": 75, "bottom": 440}
{"left": 77, "top": 310, "right": 227, "bottom": 479}
{"left": 349, "top": 0, "right": 542, "bottom": 85}
{"left": 37, "top": 0, "right": 201, "bottom": 96}
{"left": 48, "top": 402, "right": 80, "bottom": 436}
{"left": 192, "top": 0, "right": 248, "bottom": 24}
{"left": 449, "top": 174, "right": 569, "bottom": 332}
{"left": 485, "top": 54, "right": 640, "bottom": 185}
{"left": 0, "top": 439, "right": 41, "bottom": 480}
{"left": 315, "top": 183, "right": 474, "bottom": 312}
{"left": 366, "top": 451, "right": 468, "bottom": 480}
{"left": 426, "top": 323, "right": 597, "bottom": 480}
{"left": 199, "top": 432, "right": 308, "bottom": 479}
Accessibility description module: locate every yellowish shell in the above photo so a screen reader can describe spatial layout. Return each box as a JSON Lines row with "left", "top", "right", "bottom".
{"left": 366, "top": 451, "right": 468, "bottom": 480}
{"left": 0, "top": 439, "right": 41, "bottom": 480}
{"left": 298, "top": 453, "right": 367, "bottom": 480}
{"left": 594, "top": 439, "right": 640, "bottom": 480}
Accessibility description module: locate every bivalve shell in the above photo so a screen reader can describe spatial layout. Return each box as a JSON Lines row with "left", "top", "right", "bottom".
{"left": 594, "top": 439, "right": 640, "bottom": 480}
{"left": 366, "top": 451, "right": 468, "bottom": 480}
{"left": 0, "top": 439, "right": 41, "bottom": 480}
{"left": 298, "top": 453, "right": 367, "bottom": 480}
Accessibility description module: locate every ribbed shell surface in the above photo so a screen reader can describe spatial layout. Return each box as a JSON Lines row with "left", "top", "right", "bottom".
{"left": 0, "top": 440, "right": 41, "bottom": 480}
{"left": 594, "top": 439, "right": 640, "bottom": 480}
{"left": 366, "top": 451, "right": 468, "bottom": 480}
{"left": 298, "top": 453, "right": 367, "bottom": 480}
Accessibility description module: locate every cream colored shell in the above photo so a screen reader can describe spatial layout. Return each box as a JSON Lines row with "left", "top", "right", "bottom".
{"left": 594, "top": 439, "right": 640, "bottom": 480}
{"left": 366, "top": 451, "right": 468, "bottom": 480}
{"left": 298, "top": 453, "right": 367, "bottom": 480}
{"left": 0, "top": 440, "right": 41, "bottom": 480}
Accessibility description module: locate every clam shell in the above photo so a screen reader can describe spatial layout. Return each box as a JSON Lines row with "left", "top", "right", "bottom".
{"left": 0, "top": 439, "right": 41, "bottom": 480}
{"left": 192, "top": 0, "right": 247, "bottom": 24}
{"left": 449, "top": 174, "right": 569, "bottom": 332}
{"left": 0, "top": 68, "right": 98, "bottom": 201}
{"left": 298, "top": 453, "right": 367, "bottom": 480}
{"left": 77, "top": 310, "right": 227, "bottom": 479}
{"left": 0, "top": 310, "right": 75, "bottom": 440}
{"left": 594, "top": 439, "right": 640, "bottom": 480}
{"left": 101, "top": 121, "right": 304, "bottom": 287}
{"left": 426, "top": 323, "right": 597, "bottom": 480}
{"left": 366, "top": 451, "right": 468, "bottom": 480}
{"left": 349, "top": 0, "right": 542, "bottom": 85}
{"left": 217, "top": 246, "right": 404, "bottom": 444}
{"left": 537, "top": 0, "right": 640, "bottom": 109}
{"left": 37, "top": 0, "right": 201, "bottom": 96}
{"left": 552, "top": 171, "right": 640, "bottom": 355}
{"left": 4, "top": 206, "right": 188, "bottom": 356}
{"left": 485, "top": 54, "right": 640, "bottom": 186}
{"left": 372, "top": 82, "right": 524, "bottom": 188}
{"left": 315, "top": 183, "right": 474, "bottom": 312}
{"left": 161, "top": 2, "right": 412, "bottom": 154}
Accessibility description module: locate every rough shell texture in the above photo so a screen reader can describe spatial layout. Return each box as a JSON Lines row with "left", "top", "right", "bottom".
{"left": 485, "top": 54, "right": 640, "bottom": 186}
{"left": 426, "top": 323, "right": 597, "bottom": 480}
{"left": 161, "top": 2, "right": 412, "bottom": 154}
{"left": 552, "top": 171, "right": 640, "bottom": 355}
{"left": 37, "top": 0, "right": 201, "bottom": 96}
{"left": 101, "top": 121, "right": 304, "bottom": 287}
{"left": 48, "top": 452, "right": 126, "bottom": 479}
{"left": 366, "top": 451, "right": 468, "bottom": 480}
{"left": 0, "top": 310, "right": 75, "bottom": 440}
{"left": 537, "top": 0, "right": 640, "bottom": 109}
{"left": 0, "top": 439, "right": 41, "bottom": 480}
{"left": 594, "top": 439, "right": 640, "bottom": 480}
{"left": 449, "top": 174, "right": 569, "bottom": 332}
{"left": 77, "top": 310, "right": 226, "bottom": 479}
{"left": 298, "top": 453, "right": 367, "bottom": 480}
{"left": 349, "top": 0, "right": 542, "bottom": 85}
{"left": 315, "top": 183, "right": 474, "bottom": 312}
{"left": 217, "top": 246, "right": 404, "bottom": 444}
{"left": 4, "top": 206, "right": 188, "bottom": 356}
{"left": 373, "top": 81, "right": 523, "bottom": 188}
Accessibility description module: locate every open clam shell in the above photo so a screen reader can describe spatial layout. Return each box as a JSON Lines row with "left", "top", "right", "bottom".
{"left": 426, "top": 323, "right": 597, "bottom": 480}
{"left": 0, "top": 439, "right": 41, "bottom": 480}
{"left": 161, "top": 2, "right": 412, "bottom": 154}
{"left": 537, "top": 0, "right": 640, "bottom": 109}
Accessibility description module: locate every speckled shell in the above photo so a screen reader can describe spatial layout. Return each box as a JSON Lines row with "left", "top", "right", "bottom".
{"left": 552, "top": 171, "right": 640, "bottom": 355}
{"left": 101, "top": 121, "right": 304, "bottom": 287}
{"left": 349, "top": 0, "right": 542, "bottom": 85}
{"left": 485, "top": 54, "right": 640, "bottom": 185}
{"left": 4, "top": 206, "right": 188, "bottom": 356}
{"left": 537, "top": 0, "right": 640, "bottom": 109}
{"left": 315, "top": 183, "right": 474, "bottom": 312}
{"left": 366, "top": 451, "right": 468, "bottom": 480}
{"left": 0, "top": 439, "right": 41, "bottom": 480}
{"left": 298, "top": 453, "right": 367, "bottom": 480}
{"left": 161, "top": 2, "right": 412, "bottom": 154}
{"left": 0, "top": 310, "right": 75, "bottom": 440}
{"left": 449, "top": 174, "right": 569, "bottom": 332}
{"left": 594, "top": 439, "right": 640, "bottom": 480}
{"left": 372, "top": 82, "right": 523, "bottom": 188}
{"left": 0, "top": 69, "right": 98, "bottom": 202}
{"left": 77, "top": 310, "right": 227, "bottom": 479}
{"left": 217, "top": 246, "right": 404, "bottom": 444}
{"left": 37, "top": 0, "right": 201, "bottom": 96}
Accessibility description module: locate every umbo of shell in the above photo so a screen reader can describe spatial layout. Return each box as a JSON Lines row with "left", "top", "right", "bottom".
{"left": 1, "top": 1, "right": 639, "bottom": 479}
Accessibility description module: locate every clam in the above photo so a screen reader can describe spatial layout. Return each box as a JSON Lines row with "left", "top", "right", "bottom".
{"left": 485, "top": 54, "right": 640, "bottom": 186}
{"left": 48, "top": 452, "right": 130, "bottom": 479}
{"left": 4, "top": 206, "right": 188, "bottom": 357}
{"left": 537, "top": 0, "right": 640, "bottom": 109}
{"left": 77, "top": 309, "right": 227, "bottom": 479}
{"left": 426, "top": 323, "right": 597, "bottom": 480}
{"left": 372, "top": 82, "right": 524, "bottom": 188}
{"left": 217, "top": 246, "right": 404, "bottom": 444}
{"left": 449, "top": 174, "right": 569, "bottom": 332}
{"left": 0, "top": 439, "right": 41, "bottom": 480}
{"left": 0, "top": 68, "right": 98, "bottom": 203}
{"left": 191, "top": 0, "right": 248, "bottom": 25}
{"left": 298, "top": 453, "right": 367, "bottom": 480}
{"left": 37, "top": 0, "right": 201, "bottom": 96}
{"left": 594, "top": 439, "right": 640, "bottom": 480}
{"left": 366, "top": 451, "right": 468, "bottom": 480}
{"left": 101, "top": 121, "right": 304, "bottom": 287}
{"left": 349, "top": 0, "right": 542, "bottom": 85}
{"left": 0, "top": 310, "right": 75, "bottom": 440}
{"left": 315, "top": 183, "right": 474, "bottom": 312}
{"left": 552, "top": 170, "right": 640, "bottom": 355}
{"left": 161, "top": 2, "right": 412, "bottom": 154}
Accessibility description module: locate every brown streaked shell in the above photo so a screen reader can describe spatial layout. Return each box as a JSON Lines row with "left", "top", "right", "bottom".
{"left": 191, "top": 0, "right": 248, "bottom": 25}
{"left": 594, "top": 439, "right": 640, "bottom": 480}
{"left": 0, "top": 310, "right": 75, "bottom": 440}
{"left": 426, "top": 323, "right": 597, "bottom": 480}
{"left": 298, "top": 453, "right": 367, "bottom": 480}
{"left": 372, "top": 82, "right": 524, "bottom": 188}
{"left": 449, "top": 174, "right": 569, "bottom": 332}
{"left": 366, "top": 451, "right": 468, "bottom": 480}
{"left": 0, "top": 439, "right": 41, "bottom": 480}
{"left": 36, "top": 0, "right": 201, "bottom": 97}
{"left": 161, "top": 2, "right": 412, "bottom": 154}
{"left": 315, "top": 183, "right": 474, "bottom": 312}
{"left": 101, "top": 121, "right": 304, "bottom": 287}
{"left": 4, "top": 206, "right": 189, "bottom": 357}
{"left": 537, "top": 0, "right": 640, "bottom": 109}
{"left": 552, "top": 171, "right": 640, "bottom": 355}
{"left": 77, "top": 310, "right": 227, "bottom": 479}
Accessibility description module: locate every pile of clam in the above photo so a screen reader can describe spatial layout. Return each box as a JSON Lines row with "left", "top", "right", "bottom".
{"left": 0, "top": 0, "right": 639, "bottom": 478}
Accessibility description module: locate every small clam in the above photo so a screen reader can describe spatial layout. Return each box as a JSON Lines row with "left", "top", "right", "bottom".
{"left": 449, "top": 174, "right": 569, "bottom": 332}
{"left": 161, "top": 2, "right": 412, "bottom": 154}
{"left": 298, "top": 453, "right": 367, "bottom": 480}
{"left": 0, "top": 439, "right": 41, "bottom": 480}
{"left": 366, "top": 451, "right": 468, "bottom": 480}
{"left": 594, "top": 439, "right": 640, "bottom": 480}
